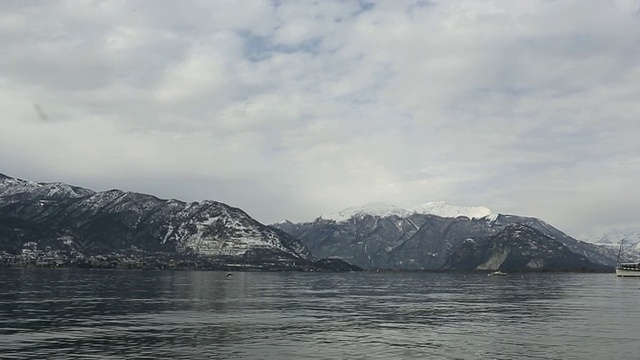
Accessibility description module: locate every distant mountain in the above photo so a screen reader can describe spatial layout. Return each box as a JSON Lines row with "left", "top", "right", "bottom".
{"left": 576, "top": 227, "right": 640, "bottom": 260}
{"left": 320, "top": 202, "right": 494, "bottom": 222}
{"left": 577, "top": 227, "right": 640, "bottom": 246}
{"left": 0, "top": 174, "right": 359, "bottom": 271}
{"left": 272, "top": 203, "right": 615, "bottom": 272}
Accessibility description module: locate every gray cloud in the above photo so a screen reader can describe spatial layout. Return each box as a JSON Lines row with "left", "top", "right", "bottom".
{"left": 1, "top": 0, "right": 640, "bottom": 235}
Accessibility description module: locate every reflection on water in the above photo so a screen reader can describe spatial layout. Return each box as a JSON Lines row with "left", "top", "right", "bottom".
{"left": 1, "top": 269, "right": 639, "bottom": 359}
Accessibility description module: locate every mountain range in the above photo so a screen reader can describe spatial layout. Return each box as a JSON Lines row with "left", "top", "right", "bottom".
{"left": 272, "top": 203, "right": 618, "bottom": 272}
{"left": 0, "top": 174, "right": 622, "bottom": 272}
{"left": 577, "top": 227, "right": 640, "bottom": 246}
{"left": 0, "top": 173, "right": 358, "bottom": 271}
{"left": 576, "top": 227, "right": 640, "bottom": 260}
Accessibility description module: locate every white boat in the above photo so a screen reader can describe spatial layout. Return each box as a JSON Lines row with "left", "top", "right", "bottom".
{"left": 488, "top": 270, "right": 507, "bottom": 276}
{"left": 615, "top": 241, "right": 640, "bottom": 277}
{"left": 616, "top": 263, "right": 640, "bottom": 277}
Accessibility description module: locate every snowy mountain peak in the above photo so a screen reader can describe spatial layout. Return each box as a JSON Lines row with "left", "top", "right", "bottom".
{"left": 411, "top": 201, "right": 493, "bottom": 220}
{"left": 577, "top": 227, "right": 640, "bottom": 246}
{"left": 0, "top": 175, "right": 94, "bottom": 198}
{"left": 321, "top": 202, "right": 409, "bottom": 222}
{"left": 321, "top": 202, "right": 496, "bottom": 222}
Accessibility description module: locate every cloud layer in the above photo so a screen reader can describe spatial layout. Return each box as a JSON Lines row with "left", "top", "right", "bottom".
{"left": 2, "top": 0, "right": 640, "bottom": 234}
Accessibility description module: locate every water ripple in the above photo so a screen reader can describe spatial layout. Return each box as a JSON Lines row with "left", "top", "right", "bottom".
{"left": 1, "top": 269, "right": 639, "bottom": 359}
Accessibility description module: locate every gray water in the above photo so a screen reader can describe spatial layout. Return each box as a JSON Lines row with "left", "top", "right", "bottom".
{"left": 1, "top": 269, "right": 639, "bottom": 359}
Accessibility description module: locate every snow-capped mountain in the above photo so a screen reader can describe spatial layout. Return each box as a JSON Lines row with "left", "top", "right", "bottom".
{"left": 577, "top": 228, "right": 640, "bottom": 246}
{"left": 0, "top": 173, "right": 358, "bottom": 271}
{"left": 0, "top": 173, "right": 94, "bottom": 200}
{"left": 576, "top": 227, "right": 640, "bottom": 258}
{"left": 320, "top": 202, "right": 495, "bottom": 222}
{"left": 273, "top": 204, "right": 616, "bottom": 272}
{"left": 411, "top": 201, "right": 494, "bottom": 219}
{"left": 321, "top": 203, "right": 410, "bottom": 222}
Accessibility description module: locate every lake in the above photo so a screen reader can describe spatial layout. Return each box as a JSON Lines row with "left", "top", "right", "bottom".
{"left": 1, "top": 268, "right": 639, "bottom": 359}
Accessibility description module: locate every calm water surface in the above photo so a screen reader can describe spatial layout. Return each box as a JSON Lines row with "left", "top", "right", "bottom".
{"left": 1, "top": 269, "right": 639, "bottom": 359}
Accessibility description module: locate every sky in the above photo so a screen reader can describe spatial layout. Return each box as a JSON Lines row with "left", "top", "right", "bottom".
{"left": 1, "top": 0, "right": 640, "bottom": 236}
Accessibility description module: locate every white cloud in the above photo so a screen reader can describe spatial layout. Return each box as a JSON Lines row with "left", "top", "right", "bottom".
{"left": 1, "top": 0, "right": 640, "bottom": 234}
{"left": 155, "top": 32, "right": 243, "bottom": 103}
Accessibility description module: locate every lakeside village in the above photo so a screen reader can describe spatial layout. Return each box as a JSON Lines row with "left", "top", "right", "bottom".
{"left": 0, "top": 242, "right": 299, "bottom": 271}
{"left": 0, "top": 243, "right": 210, "bottom": 270}
{"left": 0, "top": 242, "right": 349, "bottom": 272}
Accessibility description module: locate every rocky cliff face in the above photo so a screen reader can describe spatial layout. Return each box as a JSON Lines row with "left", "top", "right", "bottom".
{"left": 442, "top": 224, "right": 604, "bottom": 272}
{"left": 0, "top": 174, "right": 358, "bottom": 271}
{"left": 273, "top": 205, "right": 616, "bottom": 272}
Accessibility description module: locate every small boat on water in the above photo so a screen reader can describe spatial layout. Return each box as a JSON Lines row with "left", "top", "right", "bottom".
{"left": 488, "top": 270, "right": 507, "bottom": 276}
{"left": 615, "top": 262, "right": 640, "bottom": 277}
{"left": 615, "top": 241, "right": 640, "bottom": 277}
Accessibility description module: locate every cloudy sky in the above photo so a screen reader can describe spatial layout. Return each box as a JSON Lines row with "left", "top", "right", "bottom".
{"left": 1, "top": 0, "right": 640, "bottom": 235}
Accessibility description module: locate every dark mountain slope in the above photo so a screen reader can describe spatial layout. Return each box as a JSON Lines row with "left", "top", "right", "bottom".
{"left": 0, "top": 174, "right": 357, "bottom": 271}
{"left": 273, "top": 209, "right": 616, "bottom": 272}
